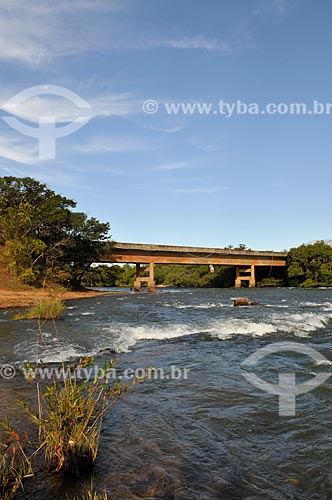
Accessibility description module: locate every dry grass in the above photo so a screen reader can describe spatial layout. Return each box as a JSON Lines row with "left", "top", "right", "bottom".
{"left": 13, "top": 299, "right": 65, "bottom": 320}
{"left": 67, "top": 488, "right": 108, "bottom": 500}
{"left": 0, "top": 288, "right": 116, "bottom": 310}
{"left": 20, "top": 358, "right": 128, "bottom": 476}
{"left": 0, "top": 420, "right": 33, "bottom": 500}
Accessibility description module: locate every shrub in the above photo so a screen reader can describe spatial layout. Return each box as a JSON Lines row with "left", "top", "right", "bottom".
{"left": 14, "top": 299, "right": 65, "bottom": 320}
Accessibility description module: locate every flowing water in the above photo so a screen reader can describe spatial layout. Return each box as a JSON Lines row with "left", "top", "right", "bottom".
{"left": 1, "top": 287, "right": 332, "bottom": 499}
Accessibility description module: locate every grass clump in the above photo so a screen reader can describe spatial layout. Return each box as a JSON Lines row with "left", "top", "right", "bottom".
{"left": 0, "top": 420, "right": 33, "bottom": 499}
{"left": 68, "top": 488, "right": 108, "bottom": 500}
{"left": 35, "top": 379, "right": 107, "bottom": 473}
{"left": 14, "top": 298, "right": 65, "bottom": 320}
{"left": 20, "top": 358, "right": 133, "bottom": 476}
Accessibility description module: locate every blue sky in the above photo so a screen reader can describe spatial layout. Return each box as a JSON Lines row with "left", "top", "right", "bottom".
{"left": 0, "top": 0, "right": 331, "bottom": 250}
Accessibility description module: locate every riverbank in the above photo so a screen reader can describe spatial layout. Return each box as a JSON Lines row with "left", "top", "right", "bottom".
{"left": 0, "top": 287, "right": 120, "bottom": 309}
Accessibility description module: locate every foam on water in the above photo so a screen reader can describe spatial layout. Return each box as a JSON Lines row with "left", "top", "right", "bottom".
{"left": 265, "top": 304, "right": 289, "bottom": 308}
{"left": 174, "top": 302, "right": 230, "bottom": 309}
{"left": 208, "top": 319, "right": 276, "bottom": 340}
{"left": 300, "top": 301, "right": 332, "bottom": 310}
{"left": 100, "top": 310, "right": 332, "bottom": 352}
{"left": 14, "top": 340, "right": 90, "bottom": 364}
{"left": 209, "top": 311, "right": 331, "bottom": 340}
{"left": 102, "top": 323, "right": 195, "bottom": 352}
{"left": 315, "top": 359, "right": 332, "bottom": 366}
{"left": 10, "top": 292, "right": 332, "bottom": 362}
{"left": 38, "top": 346, "right": 90, "bottom": 364}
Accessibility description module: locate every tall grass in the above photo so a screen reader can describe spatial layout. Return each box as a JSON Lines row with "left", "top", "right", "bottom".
{"left": 0, "top": 420, "right": 33, "bottom": 499}
{"left": 67, "top": 487, "right": 108, "bottom": 500}
{"left": 20, "top": 358, "right": 130, "bottom": 475}
{"left": 5, "top": 310, "right": 148, "bottom": 493}
{"left": 29, "top": 379, "right": 106, "bottom": 473}
{"left": 14, "top": 298, "right": 65, "bottom": 320}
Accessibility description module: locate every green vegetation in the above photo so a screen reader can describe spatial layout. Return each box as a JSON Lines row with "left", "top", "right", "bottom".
{"left": 20, "top": 357, "right": 125, "bottom": 474}
{"left": 0, "top": 420, "right": 32, "bottom": 500}
{"left": 82, "top": 264, "right": 135, "bottom": 287}
{"left": 83, "top": 263, "right": 285, "bottom": 288}
{"left": 84, "top": 242, "right": 332, "bottom": 289}
{"left": 68, "top": 489, "right": 108, "bottom": 500}
{"left": 257, "top": 277, "right": 284, "bottom": 287}
{"left": 82, "top": 263, "right": 236, "bottom": 288}
{"left": 0, "top": 176, "right": 112, "bottom": 289}
{"left": 1, "top": 176, "right": 330, "bottom": 290}
{"left": 19, "top": 351, "right": 148, "bottom": 477}
{"left": 155, "top": 264, "right": 236, "bottom": 288}
{"left": 14, "top": 298, "right": 65, "bottom": 320}
{"left": 0, "top": 321, "right": 148, "bottom": 495}
{"left": 287, "top": 240, "right": 332, "bottom": 287}
{"left": 82, "top": 244, "right": 288, "bottom": 288}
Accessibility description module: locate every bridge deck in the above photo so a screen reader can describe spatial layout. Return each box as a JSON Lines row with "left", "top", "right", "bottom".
{"left": 104, "top": 242, "right": 287, "bottom": 267}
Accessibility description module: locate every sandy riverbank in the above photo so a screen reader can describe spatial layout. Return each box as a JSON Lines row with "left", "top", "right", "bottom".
{"left": 0, "top": 288, "right": 120, "bottom": 309}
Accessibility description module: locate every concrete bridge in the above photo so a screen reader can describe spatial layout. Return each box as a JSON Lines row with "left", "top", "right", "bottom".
{"left": 102, "top": 242, "right": 287, "bottom": 291}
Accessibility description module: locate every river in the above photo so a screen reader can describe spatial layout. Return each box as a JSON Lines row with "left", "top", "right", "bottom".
{"left": 0, "top": 287, "right": 332, "bottom": 499}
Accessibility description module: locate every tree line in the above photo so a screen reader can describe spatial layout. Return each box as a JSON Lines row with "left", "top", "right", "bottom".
{"left": 0, "top": 176, "right": 112, "bottom": 289}
{"left": 82, "top": 263, "right": 287, "bottom": 288}
{"left": 1, "top": 176, "right": 331, "bottom": 289}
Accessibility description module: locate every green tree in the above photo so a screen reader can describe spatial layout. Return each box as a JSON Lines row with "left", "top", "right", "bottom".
{"left": 287, "top": 241, "right": 332, "bottom": 287}
{"left": 82, "top": 265, "right": 125, "bottom": 287}
{"left": 0, "top": 176, "right": 112, "bottom": 288}
{"left": 116, "top": 264, "right": 136, "bottom": 286}
{"left": 154, "top": 264, "right": 234, "bottom": 288}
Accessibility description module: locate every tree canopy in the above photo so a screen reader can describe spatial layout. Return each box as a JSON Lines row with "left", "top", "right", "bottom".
{"left": 0, "top": 176, "right": 112, "bottom": 288}
{"left": 287, "top": 241, "right": 332, "bottom": 287}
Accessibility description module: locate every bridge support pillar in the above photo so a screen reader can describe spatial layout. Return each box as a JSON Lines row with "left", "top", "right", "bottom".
{"left": 134, "top": 263, "right": 141, "bottom": 292}
{"left": 235, "top": 266, "right": 241, "bottom": 288}
{"left": 235, "top": 265, "right": 256, "bottom": 288}
{"left": 148, "top": 262, "right": 156, "bottom": 292}
{"left": 134, "top": 263, "right": 156, "bottom": 292}
{"left": 249, "top": 264, "right": 256, "bottom": 288}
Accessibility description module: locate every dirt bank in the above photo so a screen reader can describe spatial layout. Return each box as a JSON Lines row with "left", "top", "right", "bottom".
{"left": 0, "top": 288, "right": 119, "bottom": 309}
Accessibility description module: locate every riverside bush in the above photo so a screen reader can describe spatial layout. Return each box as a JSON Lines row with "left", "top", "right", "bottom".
{"left": 14, "top": 298, "right": 65, "bottom": 320}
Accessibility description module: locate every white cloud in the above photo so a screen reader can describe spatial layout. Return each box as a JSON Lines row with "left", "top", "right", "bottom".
{"left": 152, "top": 161, "right": 193, "bottom": 172}
{"left": 0, "top": 134, "right": 37, "bottom": 165}
{"left": 0, "top": 0, "right": 124, "bottom": 66}
{"left": 75, "top": 135, "right": 154, "bottom": 154}
{"left": 172, "top": 187, "right": 228, "bottom": 193}
{"left": 144, "top": 125, "right": 183, "bottom": 134}
{"left": 0, "top": 0, "right": 230, "bottom": 67}
{"left": 159, "top": 36, "right": 230, "bottom": 52}
{"left": 253, "top": 0, "right": 295, "bottom": 18}
{"left": 0, "top": 162, "right": 76, "bottom": 186}
{"left": 0, "top": 88, "right": 140, "bottom": 166}
{"left": 1, "top": 91, "right": 137, "bottom": 124}
{"left": 117, "top": 36, "right": 230, "bottom": 52}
